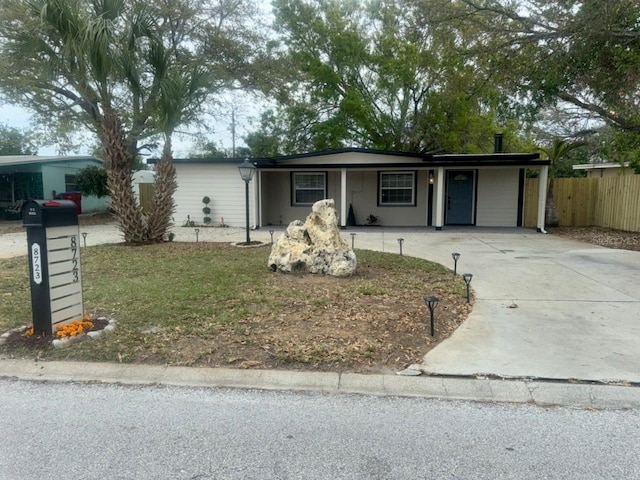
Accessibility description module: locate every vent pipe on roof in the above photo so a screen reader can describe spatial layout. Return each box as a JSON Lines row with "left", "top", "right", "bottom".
{"left": 494, "top": 133, "right": 504, "bottom": 153}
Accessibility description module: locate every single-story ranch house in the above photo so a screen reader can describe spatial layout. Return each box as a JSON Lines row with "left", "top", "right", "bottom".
{"left": 160, "top": 148, "right": 551, "bottom": 231}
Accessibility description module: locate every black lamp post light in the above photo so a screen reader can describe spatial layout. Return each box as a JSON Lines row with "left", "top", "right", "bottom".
{"left": 194, "top": 228, "right": 200, "bottom": 243}
{"left": 350, "top": 232, "right": 356, "bottom": 249}
{"left": 269, "top": 229, "right": 275, "bottom": 244}
{"left": 237, "top": 158, "right": 256, "bottom": 244}
{"left": 397, "top": 238, "right": 404, "bottom": 256}
{"left": 462, "top": 273, "right": 473, "bottom": 303}
{"left": 424, "top": 296, "right": 439, "bottom": 337}
{"left": 451, "top": 252, "right": 460, "bottom": 275}
{"left": 81, "top": 232, "right": 88, "bottom": 248}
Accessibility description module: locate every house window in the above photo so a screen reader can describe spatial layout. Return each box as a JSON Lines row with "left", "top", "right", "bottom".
{"left": 379, "top": 171, "right": 416, "bottom": 206}
{"left": 65, "top": 174, "right": 78, "bottom": 192}
{"left": 292, "top": 172, "right": 326, "bottom": 205}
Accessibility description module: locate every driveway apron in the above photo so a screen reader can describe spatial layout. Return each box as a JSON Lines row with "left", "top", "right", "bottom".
{"left": 351, "top": 228, "right": 640, "bottom": 384}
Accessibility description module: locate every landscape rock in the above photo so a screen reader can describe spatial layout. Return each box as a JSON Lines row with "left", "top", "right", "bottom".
{"left": 268, "top": 199, "right": 357, "bottom": 277}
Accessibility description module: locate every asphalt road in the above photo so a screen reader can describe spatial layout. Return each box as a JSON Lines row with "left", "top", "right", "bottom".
{"left": 1, "top": 380, "right": 639, "bottom": 480}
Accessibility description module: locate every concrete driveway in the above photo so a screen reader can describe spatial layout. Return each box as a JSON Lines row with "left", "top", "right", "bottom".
{"left": 350, "top": 228, "right": 640, "bottom": 384}
{"left": 2, "top": 223, "right": 639, "bottom": 383}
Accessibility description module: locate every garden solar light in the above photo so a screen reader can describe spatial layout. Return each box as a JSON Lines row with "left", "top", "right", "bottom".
{"left": 194, "top": 228, "right": 200, "bottom": 243}
{"left": 424, "top": 296, "right": 439, "bottom": 337}
{"left": 451, "top": 252, "right": 460, "bottom": 275}
{"left": 81, "top": 232, "right": 87, "bottom": 248}
{"left": 350, "top": 232, "right": 356, "bottom": 249}
{"left": 462, "top": 273, "right": 473, "bottom": 303}
{"left": 398, "top": 238, "right": 404, "bottom": 256}
{"left": 269, "top": 229, "right": 275, "bottom": 244}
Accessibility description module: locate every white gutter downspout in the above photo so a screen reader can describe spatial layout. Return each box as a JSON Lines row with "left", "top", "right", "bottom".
{"left": 537, "top": 165, "right": 549, "bottom": 233}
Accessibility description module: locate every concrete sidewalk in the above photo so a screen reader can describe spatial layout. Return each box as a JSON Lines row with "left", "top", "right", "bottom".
{"left": 2, "top": 223, "right": 640, "bottom": 391}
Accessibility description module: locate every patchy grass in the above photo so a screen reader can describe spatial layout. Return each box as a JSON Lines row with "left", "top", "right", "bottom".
{"left": 0, "top": 242, "right": 472, "bottom": 373}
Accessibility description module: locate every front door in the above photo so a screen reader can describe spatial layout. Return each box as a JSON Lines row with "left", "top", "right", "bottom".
{"left": 446, "top": 170, "right": 475, "bottom": 225}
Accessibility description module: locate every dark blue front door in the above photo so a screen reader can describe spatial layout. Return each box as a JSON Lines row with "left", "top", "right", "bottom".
{"left": 446, "top": 170, "right": 474, "bottom": 225}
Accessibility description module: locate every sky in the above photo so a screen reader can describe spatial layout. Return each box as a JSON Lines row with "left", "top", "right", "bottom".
{"left": 0, "top": 94, "right": 264, "bottom": 159}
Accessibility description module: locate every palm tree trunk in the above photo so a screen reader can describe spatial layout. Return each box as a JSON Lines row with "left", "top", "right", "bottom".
{"left": 545, "top": 177, "right": 560, "bottom": 227}
{"left": 100, "top": 107, "right": 147, "bottom": 244}
{"left": 145, "top": 137, "right": 177, "bottom": 242}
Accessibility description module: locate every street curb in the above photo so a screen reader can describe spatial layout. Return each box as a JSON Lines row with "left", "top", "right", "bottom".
{"left": 1, "top": 359, "right": 639, "bottom": 409}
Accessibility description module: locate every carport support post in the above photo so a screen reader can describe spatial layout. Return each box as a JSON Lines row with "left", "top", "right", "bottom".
{"left": 537, "top": 165, "right": 549, "bottom": 233}
{"left": 434, "top": 167, "right": 445, "bottom": 230}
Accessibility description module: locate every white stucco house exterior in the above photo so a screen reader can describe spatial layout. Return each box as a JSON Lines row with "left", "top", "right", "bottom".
{"left": 158, "top": 148, "right": 550, "bottom": 231}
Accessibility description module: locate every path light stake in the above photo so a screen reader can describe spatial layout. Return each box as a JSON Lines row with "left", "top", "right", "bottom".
{"left": 194, "top": 228, "right": 200, "bottom": 243}
{"left": 398, "top": 238, "right": 404, "bottom": 256}
{"left": 463, "top": 273, "right": 473, "bottom": 303}
{"left": 424, "top": 296, "right": 439, "bottom": 337}
{"left": 269, "top": 229, "right": 274, "bottom": 244}
{"left": 451, "top": 252, "right": 460, "bottom": 275}
{"left": 350, "top": 232, "right": 356, "bottom": 249}
{"left": 81, "top": 232, "right": 87, "bottom": 248}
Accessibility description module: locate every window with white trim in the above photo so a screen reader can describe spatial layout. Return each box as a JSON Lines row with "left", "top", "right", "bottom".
{"left": 292, "top": 172, "right": 326, "bottom": 205}
{"left": 379, "top": 171, "right": 416, "bottom": 205}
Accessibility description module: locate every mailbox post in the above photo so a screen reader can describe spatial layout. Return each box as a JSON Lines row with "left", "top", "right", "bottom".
{"left": 22, "top": 200, "right": 84, "bottom": 336}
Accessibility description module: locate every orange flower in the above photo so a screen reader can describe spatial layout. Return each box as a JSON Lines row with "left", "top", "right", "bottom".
{"left": 55, "top": 318, "right": 94, "bottom": 338}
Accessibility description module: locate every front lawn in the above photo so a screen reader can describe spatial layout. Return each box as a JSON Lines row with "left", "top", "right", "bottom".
{"left": 0, "top": 242, "right": 472, "bottom": 373}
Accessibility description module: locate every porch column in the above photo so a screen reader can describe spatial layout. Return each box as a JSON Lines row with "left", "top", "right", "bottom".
{"left": 256, "top": 169, "right": 262, "bottom": 228}
{"left": 434, "top": 167, "right": 445, "bottom": 230}
{"left": 340, "top": 168, "right": 347, "bottom": 228}
{"left": 537, "top": 165, "right": 549, "bottom": 232}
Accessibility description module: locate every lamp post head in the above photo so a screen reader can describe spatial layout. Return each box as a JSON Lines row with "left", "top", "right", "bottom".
{"left": 452, "top": 252, "right": 460, "bottom": 261}
{"left": 424, "top": 295, "right": 439, "bottom": 310}
{"left": 195, "top": 228, "right": 200, "bottom": 234}
{"left": 269, "top": 229, "right": 274, "bottom": 235}
{"left": 462, "top": 273, "right": 473, "bottom": 284}
{"left": 398, "top": 238, "right": 404, "bottom": 244}
{"left": 237, "top": 157, "right": 256, "bottom": 183}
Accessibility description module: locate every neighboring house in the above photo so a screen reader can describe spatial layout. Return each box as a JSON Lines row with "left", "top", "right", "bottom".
{"left": 162, "top": 148, "right": 551, "bottom": 231}
{"left": 572, "top": 162, "right": 634, "bottom": 178}
{"left": 0, "top": 155, "right": 110, "bottom": 215}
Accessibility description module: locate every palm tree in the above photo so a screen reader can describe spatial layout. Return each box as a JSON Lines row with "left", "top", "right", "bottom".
{"left": 538, "top": 138, "right": 587, "bottom": 227}
{"left": 11, "top": 0, "right": 196, "bottom": 243}
{"left": 145, "top": 62, "right": 212, "bottom": 242}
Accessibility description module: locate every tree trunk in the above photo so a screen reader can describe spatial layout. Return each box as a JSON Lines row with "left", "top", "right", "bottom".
{"left": 145, "top": 137, "right": 177, "bottom": 243}
{"left": 545, "top": 177, "right": 560, "bottom": 228}
{"left": 100, "top": 107, "right": 146, "bottom": 244}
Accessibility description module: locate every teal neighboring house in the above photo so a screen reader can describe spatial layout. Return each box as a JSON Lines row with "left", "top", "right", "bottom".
{"left": 0, "top": 155, "right": 110, "bottom": 218}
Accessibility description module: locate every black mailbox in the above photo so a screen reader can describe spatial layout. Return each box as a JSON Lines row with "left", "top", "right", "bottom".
{"left": 22, "top": 199, "right": 78, "bottom": 228}
{"left": 22, "top": 199, "right": 84, "bottom": 336}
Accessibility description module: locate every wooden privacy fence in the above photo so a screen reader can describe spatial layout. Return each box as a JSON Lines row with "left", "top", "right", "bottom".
{"left": 138, "top": 183, "right": 155, "bottom": 212}
{"left": 524, "top": 175, "right": 640, "bottom": 232}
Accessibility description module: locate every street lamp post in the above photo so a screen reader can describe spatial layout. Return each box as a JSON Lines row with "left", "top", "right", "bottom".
{"left": 237, "top": 158, "right": 256, "bottom": 244}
